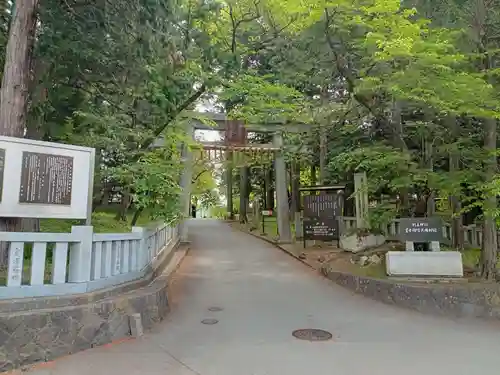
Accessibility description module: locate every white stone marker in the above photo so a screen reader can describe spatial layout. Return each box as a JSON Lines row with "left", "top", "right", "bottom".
{"left": 386, "top": 251, "right": 464, "bottom": 277}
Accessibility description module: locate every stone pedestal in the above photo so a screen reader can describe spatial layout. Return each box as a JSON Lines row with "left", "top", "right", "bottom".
{"left": 385, "top": 251, "right": 463, "bottom": 277}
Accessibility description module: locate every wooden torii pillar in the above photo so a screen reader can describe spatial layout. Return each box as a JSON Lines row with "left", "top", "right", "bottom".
{"left": 179, "top": 122, "right": 194, "bottom": 243}
{"left": 273, "top": 131, "right": 292, "bottom": 243}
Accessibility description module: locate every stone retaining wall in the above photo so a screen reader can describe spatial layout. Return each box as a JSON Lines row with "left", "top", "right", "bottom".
{"left": 236, "top": 223, "right": 500, "bottom": 321}
{"left": 0, "top": 245, "right": 186, "bottom": 372}
{"left": 321, "top": 267, "right": 500, "bottom": 320}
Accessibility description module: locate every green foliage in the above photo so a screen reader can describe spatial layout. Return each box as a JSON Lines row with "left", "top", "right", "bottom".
{"left": 5, "top": 0, "right": 500, "bottom": 278}
{"left": 221, "top": 74, "right": 308, "bottom": 123}
{"left": 113, "top": 146, "right": 184, "bottom": 223}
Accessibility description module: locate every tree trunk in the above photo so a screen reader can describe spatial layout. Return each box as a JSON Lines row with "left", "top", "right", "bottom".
{"left": 423, "top": 110, "right": 435, "bottom": 217}
{"left": 390, "top": 100, "right": 410, "bottom": 216}
{"left": 481, "top": 117, "right": 497, "bottom": 280}
{"left": 446, "top": 115, "right": 463, "bottom": 249}
{"left": 130, "top": 208, "right": 143, "bottom": 226}
{"left": 290, "top": 161, "right": 300, "bottom": 214}
{"left": 239, "top": 166, "right": 248, "bottom": 223}
{"left": 319, "top": 126, "right": 327, "bottom": 185}
{"left": 0, "top": 0, "right": 40, "bottom": 268}
{"left": 0, "top": 0, "right": 38, "bottom": 136}
{"left": 265, "top": 167, "right": 274, "bottom": 210}
{"left": 116, "top": 191, "right": 131, "bottom": 221}
{"left": 311, "top": 164, "right": 317, "bottom": 186}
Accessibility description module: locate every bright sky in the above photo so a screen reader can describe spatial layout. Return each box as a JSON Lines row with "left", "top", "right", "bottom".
{"left": 195, "top": 97, "right": 223, "bottom": 142}
{"left": 193, "top": 104, "right": 225, "bottom": 203}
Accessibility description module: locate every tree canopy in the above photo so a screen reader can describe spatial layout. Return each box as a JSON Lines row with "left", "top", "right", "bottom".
{"left": 2, "top": 0, "right": 500, "bottom": 278}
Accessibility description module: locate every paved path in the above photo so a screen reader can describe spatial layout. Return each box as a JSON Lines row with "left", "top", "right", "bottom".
{"left": 23, "top": 220, "right": 500, "bottom": 375}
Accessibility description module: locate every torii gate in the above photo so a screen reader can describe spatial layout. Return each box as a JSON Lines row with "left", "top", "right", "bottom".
{"left": 178, "top": 112, "right": 310, "bottom": 244}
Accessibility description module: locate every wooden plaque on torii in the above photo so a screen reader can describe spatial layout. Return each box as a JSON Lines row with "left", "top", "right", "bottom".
{"left": 224, "top": 119, "right": 247, "bottom": 146}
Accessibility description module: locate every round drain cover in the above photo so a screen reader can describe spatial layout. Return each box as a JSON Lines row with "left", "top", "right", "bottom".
{"left": 201, "top": 318, "right": 219, "bottom": 325}
{"left": 292, "top": 329, "right": 333, "bottom": 341}
{"left": 208, "top": 307, "right": 223, "bottom": 312}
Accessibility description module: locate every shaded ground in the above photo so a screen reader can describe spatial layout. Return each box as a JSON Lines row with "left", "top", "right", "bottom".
{"left": 235, "top": 220, "right": 393, "bottom": 278}
{"left": 15, "top": 219, "right": 500, "bottom": 375}
{"left": 237, "top": 219, "right": 497, "bottom": 281}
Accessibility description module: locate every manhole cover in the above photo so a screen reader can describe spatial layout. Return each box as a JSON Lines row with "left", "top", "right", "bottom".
{"left": 208, "top": 307, "right": 223, "bottom": 312}
{"left": 292, "top": 329, "right": 333, "bottom": 341}
{"left": 201, "top": 318, "right": 219, "bottom": 325}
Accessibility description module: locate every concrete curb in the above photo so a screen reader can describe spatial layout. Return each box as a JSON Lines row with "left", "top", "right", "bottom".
{"left": 0, "top": 245, "right": 190, "bottom": 373}
{"left": 320, "top": 267, "right": 500, "bottom": 321}
{"left": 233, "top": 224, "right": 500, "bottom": 322}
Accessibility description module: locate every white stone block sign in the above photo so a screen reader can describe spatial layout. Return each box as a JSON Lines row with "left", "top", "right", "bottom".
{"left": 0, "top": 136, "right": 95, "bottom": 222}
{"left": 385, "top": 251, "right": 463, "bottom": 277}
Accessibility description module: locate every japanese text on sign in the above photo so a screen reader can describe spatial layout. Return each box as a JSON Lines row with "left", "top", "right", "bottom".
{"left": 19, "top": 152, "right": 74, "bottom": 205}
{"left": 399, "top": 218, "right": 442, "bottom": 242}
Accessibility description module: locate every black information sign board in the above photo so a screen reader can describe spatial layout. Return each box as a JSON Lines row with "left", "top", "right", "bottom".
{"left": 303, "top": 194, "right": 339, "bottom": 218}
{"left": 399, "top": 217, "right": 442, "bottom": 242}
{"left": 19, "top": 152, "right": 74, "bottom": 205}
{"left": 303, "top": 195, "right": 340, "bottom": 243}
{"left": 303, "top": 217, "right": 338, "bottom": 241}
{"left": 0, "top": 148, "right": 4, "bottom": 202}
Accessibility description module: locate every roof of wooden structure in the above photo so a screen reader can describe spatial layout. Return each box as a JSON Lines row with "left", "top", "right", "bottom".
{"left": 186, "top": 111, "right": 311, "bottom": 133}
{"left": 299, "top": 185, "right": 346, "bottom": 192}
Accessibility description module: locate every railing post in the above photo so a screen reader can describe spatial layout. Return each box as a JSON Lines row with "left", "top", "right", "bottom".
{"left": 7, "top": 242, "right": 24, "bottom": 287}
{"left": 68, "top": 226, "right": 93, "bottom": 283}
{"left": 132, "top": 227, "right": 148, "bottom": 269}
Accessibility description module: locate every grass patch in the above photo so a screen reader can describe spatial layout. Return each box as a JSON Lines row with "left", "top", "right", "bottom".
{"left": 255, "top": 216, "right": 296, "bottom": 239}
{"left": 40, "top": 209, "right": 154, "bottom": 233}
{"left": 360, "top": 263, "right": 387, "bottom": 278}
{"left": 441, "top": 246, "right": 500, "bottom": 270}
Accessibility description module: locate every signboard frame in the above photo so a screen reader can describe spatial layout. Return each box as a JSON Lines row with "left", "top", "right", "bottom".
{"left": 0, "top": 136, "right": 95, "bottom": 223}
{"left": 0, "top": 148, "right": 4, "bottom": 202}
{"left": 300, "top": 187, "right": 345, "bottom": 248}
{"left": 399, "top": 217, "right": 443, "bottom": 243}
{"left": 303, "top": 216, "right": 338, "bottom": 242}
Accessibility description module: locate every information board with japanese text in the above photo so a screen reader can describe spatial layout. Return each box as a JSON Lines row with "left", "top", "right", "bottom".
{"left": 0, "top": 136, "right": 94, "bottom": 221}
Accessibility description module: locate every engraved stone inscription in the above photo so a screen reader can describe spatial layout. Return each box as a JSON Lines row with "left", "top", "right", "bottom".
{"left": 19, "top": 152, "right": 74, "bottom": 205}
{"left": 0, "top": 148, "right": 4, "bottom": 202}
{"left": 7, "top": 243, "right": 24, "bottom": 286}
{"left": 11, "top": 247, "right": 22, "bottom": 281}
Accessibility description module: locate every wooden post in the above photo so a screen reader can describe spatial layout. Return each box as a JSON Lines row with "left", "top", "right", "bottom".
{"left": 354, "top": 172, "right": 369, "bottom": 229}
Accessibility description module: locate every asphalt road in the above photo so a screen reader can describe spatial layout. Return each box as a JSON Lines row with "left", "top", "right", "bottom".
{"left": 21, "top": 219, "right": 500, "bottom": 375}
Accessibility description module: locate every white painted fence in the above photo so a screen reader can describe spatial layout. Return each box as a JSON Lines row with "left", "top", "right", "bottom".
{"left": 0, "top": 223, "right": 179, "bottom": 299}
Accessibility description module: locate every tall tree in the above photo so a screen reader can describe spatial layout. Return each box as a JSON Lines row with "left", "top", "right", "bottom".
{"left": 0, "top": 0, "right": 39, "bottom": 267}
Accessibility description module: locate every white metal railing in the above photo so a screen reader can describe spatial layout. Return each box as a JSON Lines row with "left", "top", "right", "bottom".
{"left": 339, "top": 216, "right": 483, "bottom": 248}
{"left": 0, "top": 223, "right": 180, "bottom": 300}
